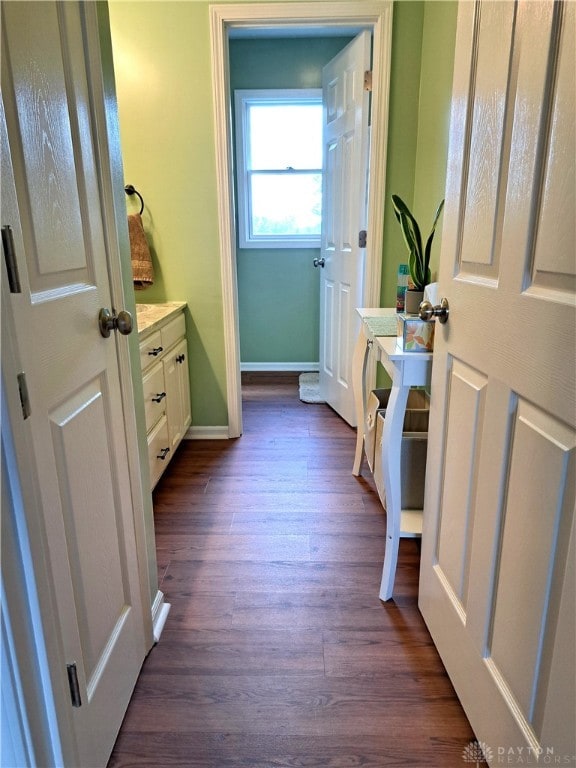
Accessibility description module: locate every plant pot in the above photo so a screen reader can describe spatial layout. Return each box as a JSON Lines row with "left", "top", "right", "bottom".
{"left": 404, "top": 289, "right": 424, "bottom": 315}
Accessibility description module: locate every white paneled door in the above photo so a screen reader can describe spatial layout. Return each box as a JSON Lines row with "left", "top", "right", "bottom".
{"left": 1, "top": 3, "right": 147, "bottom": 766}
{"left": 420, "top": 2, "right": 575, "bottom": 764}
{"left": 319, "top": 31, "right": 371, "bottom": 426}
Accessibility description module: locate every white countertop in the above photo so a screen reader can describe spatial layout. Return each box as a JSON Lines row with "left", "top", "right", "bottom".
{"left": 135, "top": 302, "right": 186, "bottom": 335}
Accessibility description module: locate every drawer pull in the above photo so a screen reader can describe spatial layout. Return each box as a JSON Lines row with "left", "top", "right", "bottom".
{"left": 152, "top": 392, "right": 166, "bottom": 403}
{"left": 148, "top": 346, "right": 164, "bottom": 356}
{"left": 157, "top": 447, "right": 170, "bottom": 460}
{"left": 177, "top": 353, "right": 186, "bottom": 364}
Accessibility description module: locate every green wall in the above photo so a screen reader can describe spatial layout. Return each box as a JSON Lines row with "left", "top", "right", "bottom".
{"left": 381, "top": 1, "right": 457, "bottom": 308}
{"left": 380, "top": 1, "right": 424, "bottom": 309}
{"left": 109, "top": 1, "right": 227, "bottom": 427}
{"left": 230, "top": 37, "right": 351, "bottom": 365}
{"left": 413, "top": 1, "right": 458, "bottom": 279}
{"left": 108, "top": 0, "right": 457, "bottom": 427}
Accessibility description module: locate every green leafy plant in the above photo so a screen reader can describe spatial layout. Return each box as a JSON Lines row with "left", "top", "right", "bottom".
{"left": 392, "top": 194, "right": 445, "bottom": 292}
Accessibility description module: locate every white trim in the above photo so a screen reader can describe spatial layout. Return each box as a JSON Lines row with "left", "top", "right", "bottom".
{"left": 210, "top": 14, "right": 243, "bottom": 438}
{"left": 240, "top": 362, "right": 319, "bottom": 372}
{"left": 1, "top": 586, "right": 37, "bottom": 768}
{"left": 210, "top": 2, "right": 392, "bottom": 436}
{"left": 185, "top": 426, "right": 231, "bottom": 440}
{"left": 150, "top": 591, "right": 171, "bottom": 644}
{"left": 1, "top": 398, "right": 65, "bottom": 768}
{"left": 364, "top": 9, "right": 393, "bottom": 307}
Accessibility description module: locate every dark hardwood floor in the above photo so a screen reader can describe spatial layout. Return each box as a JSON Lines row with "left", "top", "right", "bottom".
{"left": 108, "top": 373, "right": 476, "bottom": 767}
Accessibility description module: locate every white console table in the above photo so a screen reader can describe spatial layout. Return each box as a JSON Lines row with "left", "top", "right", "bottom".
{"left": 352, "top": 309, "right": 433, "bottom": 601}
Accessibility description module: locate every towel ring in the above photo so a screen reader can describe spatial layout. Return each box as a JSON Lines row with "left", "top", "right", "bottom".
{"left": 124, "top": 184, "right": 145, "bottom": 215}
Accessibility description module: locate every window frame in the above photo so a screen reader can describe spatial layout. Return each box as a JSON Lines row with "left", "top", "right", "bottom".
{"left": 234, "top": 88, "right": 323, "bottom": 249}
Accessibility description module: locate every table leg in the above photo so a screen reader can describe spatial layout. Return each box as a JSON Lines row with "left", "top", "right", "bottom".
{"left": 379, "top": 380, "right": 409, "bottom": 601}
{"left": 352, "top": 329, "right": 370, "bottom": 476}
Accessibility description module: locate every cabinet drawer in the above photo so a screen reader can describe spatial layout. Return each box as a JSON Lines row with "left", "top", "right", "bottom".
{"left": 139, "top": 330, "right": 164, "bottom": 372}
{"left": 161, "top": 313, "right": 185, "bottom": 351}
{"left": 142, "top": 361, "right": 166, "bottom": 432}
{"left": 148, "top": 414, "right": 170, "bottom": 489}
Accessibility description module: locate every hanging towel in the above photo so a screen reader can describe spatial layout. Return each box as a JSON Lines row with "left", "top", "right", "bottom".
{"left": 128, "top": 213, "right": 154, "bottom": 290}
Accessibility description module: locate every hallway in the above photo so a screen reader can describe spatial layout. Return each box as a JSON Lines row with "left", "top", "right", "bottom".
{"left": 108, "top": 374, "right": 475, "bottom": 767}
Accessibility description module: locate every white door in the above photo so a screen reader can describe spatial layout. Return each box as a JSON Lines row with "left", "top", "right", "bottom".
{"left": 319, "top": 31, "right": 371, "bottom": 426}
{"left": 420, "top": 2, "right": 575, "bottom": 763}
{"left": 1, "top": 3, "right": 147, "bottom": 766}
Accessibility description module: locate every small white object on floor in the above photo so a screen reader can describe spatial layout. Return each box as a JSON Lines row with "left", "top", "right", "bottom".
{"left": 299, "top": 372, "right": 325, "bottom": 403}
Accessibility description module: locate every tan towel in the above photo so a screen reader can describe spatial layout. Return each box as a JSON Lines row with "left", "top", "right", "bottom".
{"left": 128, "top": 213, "right": 154, "bottom": 290}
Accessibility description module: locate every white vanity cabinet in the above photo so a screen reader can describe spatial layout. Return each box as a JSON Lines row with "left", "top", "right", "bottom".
{"left": 163, "top": 336, "right": 191, "bottom": 452}
{"left": 136, "top": 303, "right": 191, "bottom": 489}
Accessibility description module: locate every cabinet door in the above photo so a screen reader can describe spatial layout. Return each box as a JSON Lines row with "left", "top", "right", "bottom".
{"left": 148, "top": 415, "right": 170, "bottom": 490}
{"left": 142, "top": 360, "right": 166, "bottom": 432}
{"left": 163, "top": 337, "right": 191, "bottom": 451}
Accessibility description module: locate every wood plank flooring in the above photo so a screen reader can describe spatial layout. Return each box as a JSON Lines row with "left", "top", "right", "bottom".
{"left": 108, "top": 374, "right": 476, "bottom": 767}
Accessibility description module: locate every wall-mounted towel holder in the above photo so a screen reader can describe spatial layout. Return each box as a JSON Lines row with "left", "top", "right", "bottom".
{"left": 124, "top": 184, "right": 145, "bottom": 215}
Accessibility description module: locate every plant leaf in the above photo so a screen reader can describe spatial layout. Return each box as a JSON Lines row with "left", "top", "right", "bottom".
{"left": 392, "top": 195, "right": 423, "bottom": 259}
{"left": 392, "top": 195, "right": 444, "bottom": 291}
{"left": 398, "top": 212, "right": 417, "bottom": 260}
{"left": 392, "top": 195, "right": 425, "bottom": 287}
{"left": 423, "top": 198, "right": 445, "bottom": 279}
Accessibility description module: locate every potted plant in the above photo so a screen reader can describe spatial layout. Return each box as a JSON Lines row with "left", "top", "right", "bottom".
{"left": 392, "top": 194, "right": 445, "bottom": 314}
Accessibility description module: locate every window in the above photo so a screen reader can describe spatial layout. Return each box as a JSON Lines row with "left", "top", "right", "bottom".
{"left": 234, "top": 89, "right": 323, "bottom": 249}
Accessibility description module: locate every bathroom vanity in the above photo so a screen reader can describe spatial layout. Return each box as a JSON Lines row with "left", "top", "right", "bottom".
{"left": 136, "top": 302, "right": 191, "bottom": 488}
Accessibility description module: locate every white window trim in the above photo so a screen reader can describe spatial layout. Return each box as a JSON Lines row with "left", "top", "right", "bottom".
{"left": 234, "top": 88, "right": 322, "bottom": 249}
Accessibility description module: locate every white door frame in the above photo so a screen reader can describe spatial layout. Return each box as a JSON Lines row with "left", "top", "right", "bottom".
{"left": 210, "top": 2, "right": 393, "bottom": 437}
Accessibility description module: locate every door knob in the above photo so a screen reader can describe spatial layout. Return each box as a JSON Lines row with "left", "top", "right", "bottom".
{"left": 98, "top": 308, "right": 134, "bottom": 338}
{"left": 313, "top": 257, "right": 325, "bottom": 268}
{"left": 419, "top": 298, "right": 449, "bottom": 324}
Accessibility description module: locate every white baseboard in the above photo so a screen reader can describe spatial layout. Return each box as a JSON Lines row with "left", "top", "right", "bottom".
{"left": 185, "top": 425, "right": 230, "bottom": 440}
{"left": 151, "top": 590, "right": 170, "bottom": 643}
{"left": 241, "top": 362, "right": 319, "bottom": 372}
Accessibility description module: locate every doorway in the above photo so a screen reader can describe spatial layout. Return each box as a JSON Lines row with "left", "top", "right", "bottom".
{"left": 229, "top": 36, "right": 349, "bottom": 384}
{"left": 210, "top": 2, "right": 393, "bottom": 437}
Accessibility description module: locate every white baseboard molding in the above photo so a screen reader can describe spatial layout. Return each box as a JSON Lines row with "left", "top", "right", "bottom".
{"left": 185, "top": 425, "right": 230, "bottom": 440}
{"left": 151, "top": 590, "right": 170, "bottom": 644}
{"left": 241, "top": 362, "right": 319, "bottom": 372}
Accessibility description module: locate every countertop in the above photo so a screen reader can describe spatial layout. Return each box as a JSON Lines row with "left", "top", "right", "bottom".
{"left": 135, "top": 302, "right": 187, "bottom": 336}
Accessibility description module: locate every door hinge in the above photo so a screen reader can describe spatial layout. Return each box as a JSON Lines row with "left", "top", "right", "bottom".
{"left": 17, "top": 372, "right": 31, "bottom": 420}
{"left": 359, "top": 230, "right": 367, "bottom": 248}
{"left": 364, "top": 70, "right": 372, "bottom": 92}
{"left": 66, "top": 663, "right": 82, "bottom": 708}
{"left": 1, "top": 225, "right": 22, "bottom": 293}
